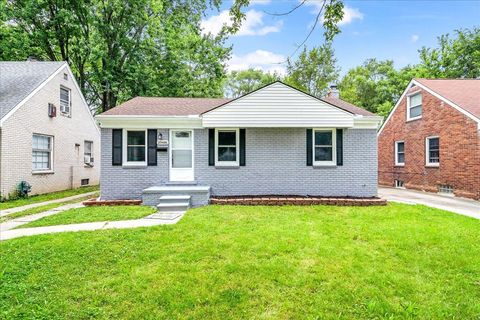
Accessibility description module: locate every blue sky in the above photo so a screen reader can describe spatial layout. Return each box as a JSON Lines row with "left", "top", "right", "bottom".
{"left": 200, "top": 0, "right": 480, "bottom": 75}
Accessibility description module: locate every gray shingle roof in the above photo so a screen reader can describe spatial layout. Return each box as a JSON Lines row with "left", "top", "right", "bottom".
{"left": 0, "top": 61, "right": 66, "bottom": 120}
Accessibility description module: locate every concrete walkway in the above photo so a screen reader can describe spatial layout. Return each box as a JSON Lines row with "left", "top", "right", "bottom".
{"left": 0, "top": 191, "right": 97, "bottom": 217}
{"left": 379, "top": 187, "right": 480, "bottom": 220}
{"left": 0, "top": 212, "right": 184, "bottom": 241}
{"left": 0, "top": 202, "right": 85, "bottom": 232}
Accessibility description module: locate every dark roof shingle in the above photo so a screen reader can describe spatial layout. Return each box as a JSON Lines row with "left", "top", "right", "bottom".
{"left": 100, "top": 97, "right": 231, "bottom": 116}
{"left": 0, "top": 61, "right": 66, "bottom": 119}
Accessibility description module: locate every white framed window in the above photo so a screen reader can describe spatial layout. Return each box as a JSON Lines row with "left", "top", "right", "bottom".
{"left": 407, "top": 92, "right": 422, "bottom": 121}
{"left": 395, "top": 180, "right": 405, "bottom": 188}
{"left": 215, "top": 128, "right": 239, "bottom": 166}
{"left": 313, "top": 128, "right": 336, "bottom": 166}
{"left": 84, "top": 140, "right": 93, "bottom": 165}
{"left": 60, "top": 86, "right": 71, "bottom": 115}
{"left": 32, "top": 134, "right": 53, "bottom": 172}
{"left": 123, "top": 129, "right": 147, "bottom": 165}
{"left": 395, "top": 141, "right": 405, "bottom": 166}
{"left": 426, "top": 136, "right": 440, "bottom": 167}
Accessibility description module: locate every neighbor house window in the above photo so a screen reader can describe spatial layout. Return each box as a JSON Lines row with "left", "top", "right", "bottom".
{"left": 426, "top": 136, "right": 440, "bottom": 166}
{"left": 60, "top": 86, "right": 71, "bottom": 115}
{"left": 313, "top": 128, "right": 336, "bottom": 166}
{"left": 84, "top": 140, "right": 93, "bottom": 165}
{"left": 395, "top": 141, "right": 405, "bottom": 166}
{"left": 123, "top": 130, "right": 147, "bottom": 165}
{"left": 215, "top": 128, "right": 239, "bottom": 166}
{"left": 407, "top": 92, "right": 422, "bottom": 121}
{"left": 32, "top": 134, "right": 53, "bottom": 171}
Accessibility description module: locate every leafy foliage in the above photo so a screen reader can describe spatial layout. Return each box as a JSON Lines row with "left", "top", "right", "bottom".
{"left": 284, "top": 43, "right": 339, "bottom": 97}
{"left": 224, "top": 68, "right": 280, "bottom": 98}
{"left": 338, "top": 27, "right": 480, "bottom": 116}
{"left": 1, "top": 0, "right": 246, "bottom": 112}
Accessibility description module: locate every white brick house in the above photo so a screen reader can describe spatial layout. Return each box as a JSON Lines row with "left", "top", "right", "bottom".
{"left": 96, "top": 81, "right": 383, "bottom": 208}
{"left": 0, "top": 61, "right": 100, "bottom": 198}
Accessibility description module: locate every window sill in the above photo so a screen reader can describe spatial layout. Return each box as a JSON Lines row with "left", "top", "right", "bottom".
{"left": 32, "top": 170, "right": 54, "bottom": 175}
{"left": 313, "top": 164, "right": 337, "bottom": 168}
{"left": 122, "top": 163, "right": 147, "bottom": 169}
{"left": 406, "top": 116, "right": 422, "bottom": 123}
{"left": 425, "top": 164, "right": 440, "bottom": 168}
{"left": 215, "top": 165, "right": 240, "bottom": 169}
{"left": 84, "top": 164, "right": 94, "bottom": 168}
{"left": 394, "top": 164, "right": 405, "bottom": 167}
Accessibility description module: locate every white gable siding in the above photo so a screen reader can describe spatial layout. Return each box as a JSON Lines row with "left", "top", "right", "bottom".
{"left": 202, "top": 82, "right": 355, "bottom": 128}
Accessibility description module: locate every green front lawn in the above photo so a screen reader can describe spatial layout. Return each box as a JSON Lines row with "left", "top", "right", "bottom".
{"left": 1, "top": 204, "right": 479, "bottom": 319}
{"left": 20, "top": 205, "right": 156, "bottom": 228}
{"left": 0, "top": 185, "right": 99, "bottom": 210}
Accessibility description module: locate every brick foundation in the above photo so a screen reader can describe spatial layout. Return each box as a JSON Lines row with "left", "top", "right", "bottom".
{"left": 211, "top": 195, "right": 387, "bottom": 206}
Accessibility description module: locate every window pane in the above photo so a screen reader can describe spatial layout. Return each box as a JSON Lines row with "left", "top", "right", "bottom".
{"left": 172, "top": 131, "right": 191, "bottom": 149}
{"left": 429, "top": 138, "right": 439, "bottom": 149}
{"left": 315, "top": 146, "right": 333, "bottom": 161}
{"left": 85, "top": 141, "right": 92, "bottom": 154}
{"left": 32, "top": 150, "right": 50, "bottom": 170}
{"left": 33, "top": 135, "right": 50, "bottom": 150}
{"left": 218, "top": 146, "right": 236, "bottom": 162}
{"left": 218, "top": 131, "right": 236, "bottom": 146}
{"left": 60, "top": 88, "right": 69, "bottom": 101}
{"left": 409, "top": 105, "right": 422, "bottom": 118}
{"left": 127, "top": 146, "right": 145, "bottom": 161}
{"left": 127, "top": 131, "right": 145, "bottom": 145}
{"left": 410, "top": 93, "right": 422, "bottom": 106}
{"left": 315, "top": 131, "right": 332, "bottom": 146}
{"left": 398, "top": 153, "right": 405, "bottom": 163}
{"left": 172, "top": 150, "right": 192, "bottom": 168}
{"left": 397, "top": 142, "right": 404, "bottom": 153}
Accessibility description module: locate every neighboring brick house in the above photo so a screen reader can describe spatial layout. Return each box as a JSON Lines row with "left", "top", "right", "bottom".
{"left": 95, "top": 81, "right": 383, "bottom": 209}
{"left": 378, "top": 79, "right": 480, "bottom": 200}
{"left": 0, "top": 61, "right": 100, "bottom": 198}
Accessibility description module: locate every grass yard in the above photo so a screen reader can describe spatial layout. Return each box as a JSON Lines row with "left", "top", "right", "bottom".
{"left": 0, "top": 185, "right": 99, "bottom": 210}
{"left": 20, "top": 205, "right": 156, "bottom": 228}
{"left": 1, "top": 203, "right": 479, "bottom": 319}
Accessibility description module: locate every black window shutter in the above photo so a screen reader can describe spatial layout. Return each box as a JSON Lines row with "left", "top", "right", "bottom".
{"left": 306, "top": 129, "right": 313, "bottom": 166}
{"left": 112, "top": 129, "right": 122, "bottom": 166}
{"left": 239, "top": 129, "right": 246, "bottom": 166}
{"left": 208, "top": 129, "right": 215, "bottom": 166}
{"left": 336, "top": 129, "right": 343, "bottom": 166}
{"left": 147, "top": 129, "right": 157, "bottom": 166}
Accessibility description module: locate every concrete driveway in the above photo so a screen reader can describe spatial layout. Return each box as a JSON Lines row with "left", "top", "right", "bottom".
{"left": 378, "top": 187, "right": 480, "bottom": 220}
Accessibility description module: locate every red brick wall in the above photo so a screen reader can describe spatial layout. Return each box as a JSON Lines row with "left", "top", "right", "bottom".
{"left": 378, "top": 86, "right": 480, "bottom": 200}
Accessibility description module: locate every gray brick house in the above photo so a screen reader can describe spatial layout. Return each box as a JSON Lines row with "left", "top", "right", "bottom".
{"left": 0, "top": 61, "right": 100, "bottom": 198}
{"left": 96, "top": 82, "right": 382, "bottom": 208}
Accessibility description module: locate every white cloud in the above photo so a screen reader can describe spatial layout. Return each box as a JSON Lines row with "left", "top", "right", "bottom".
{"left": 338, "top": 6, "right": 364, "bottom": 26}
{"left": 305, "top": 2, "right": 364, "bottom": 26}
{"left": 411, "top": 34, "right": 420, "bottom": 43}
{"left": 250, "top": 0, "right": 271, "bottom": 5}
{"left": 201, "top": 9, "right": 282, "bottom": 37}
{"left": 227, "top": 50, "right": 286, "bottom": 75}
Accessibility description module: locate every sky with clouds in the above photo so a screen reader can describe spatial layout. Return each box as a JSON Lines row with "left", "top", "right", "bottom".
{"left": 200, "top": 0, "right": 480, "bottom": 76}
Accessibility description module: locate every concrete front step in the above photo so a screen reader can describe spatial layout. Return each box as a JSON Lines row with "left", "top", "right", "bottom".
{"left": 159, "top": 195, "right": 191, "bottom": 202}
{"left": 142, "top": 185, "right": 211, "bottom": 208}
{"left": 156, "top": 202, "right": 190, "bottom": 212}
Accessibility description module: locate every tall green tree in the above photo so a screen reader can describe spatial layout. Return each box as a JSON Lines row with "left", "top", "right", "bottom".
{"left": 224, "top": 68, "right": 280, "bottom": 97}
{"left": 284, "top": 44, "right": 339, "bottom": 97}
{"left": 418, "top": 27, "right": 480, "bottom": 78}
{"left": 1, "top": 0, "right": 245, "bottom": 112}
{"left": 1, "top": 0, "right": 346, "bottom": 112}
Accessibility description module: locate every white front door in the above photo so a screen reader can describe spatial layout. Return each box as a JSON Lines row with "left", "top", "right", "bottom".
{"left": 169, "top": 130, "right": 194, "bottom": 181}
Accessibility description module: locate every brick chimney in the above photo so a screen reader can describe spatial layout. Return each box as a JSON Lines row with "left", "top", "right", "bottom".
{"left": 327, "top": 85, "right": 340, "bottom": 99}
